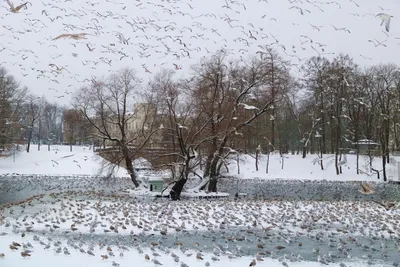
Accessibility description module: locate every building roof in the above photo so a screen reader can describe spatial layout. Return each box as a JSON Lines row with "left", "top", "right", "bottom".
{"left": 148, "top": 176, "right": 164, "bottom": 182}
{"left": 355, "top": 139, "right": 379, "bottom": 145}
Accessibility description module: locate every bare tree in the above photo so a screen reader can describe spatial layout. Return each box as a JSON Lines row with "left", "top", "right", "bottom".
{"left": 0, "top": 67, "right": 26, "bottom": 149}
{"left": 63, "top": 108, "right": 89, "bottom": 151}
{"left": 372, "top": 64, "right": 399, "bottom": 181}
{"left": 73, "top": 68, "right": 159, "bottom": 187}
{"left": 150, "top": 70, "right": 212, "bottom": 199}
{"left": 22, "top": 95, "right": 43, "bottom": 153}
{"left": 186, "top": 52, "right": 277, "bottom": 192}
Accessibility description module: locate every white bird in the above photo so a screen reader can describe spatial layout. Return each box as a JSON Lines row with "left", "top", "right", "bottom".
{"left": 376, "top": 13, "right": 393, "bottom": 32}
{"left": 177, "top": 124, "right": 188, "bottom": 130}
{"left": 238, "top": 103, "right": 259, "bottom": 110}
{"left": 359, "top": 182, "right": 374, "bottom": 195}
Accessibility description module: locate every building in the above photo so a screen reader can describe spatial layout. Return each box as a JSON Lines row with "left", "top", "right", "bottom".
{"left": 354, "top": 139, "right": 379, "bottom": 154}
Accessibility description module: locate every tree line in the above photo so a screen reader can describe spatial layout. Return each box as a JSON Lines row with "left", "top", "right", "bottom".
{"left": 0, "top": 66, "right": 67, "bottom": 153}
{"left": 2, "top": 46, "right": 400, "bottom": 196}
{"left": 70, "top": 47, "right": 400, "bottom": 197}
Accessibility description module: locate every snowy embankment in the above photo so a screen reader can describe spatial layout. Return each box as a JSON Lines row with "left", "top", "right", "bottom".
{"left": 0, "top": 145, "right": 397, "bottom": 182}
{"left": 0, "top": 145, "right": 129, "bottom": 177}
{"left": 223, "top": 153, "right": 398, "bottom": 182}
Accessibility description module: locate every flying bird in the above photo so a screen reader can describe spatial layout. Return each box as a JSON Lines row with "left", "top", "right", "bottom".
{"left": 359, "top": 182, "right": 374, "bottom": 195}
{"left": 53, "top": 33, "right": 91, "bottom": 40}
{"left": 376, "top": 13, "right": 393, "bottom": 32}
{"left": 6, "top": 0, "right": 29, "bottom": 13}
{"left": 289, "top": 6, "right": 310, "bottom": 15}
{"left": 238, "top": 103, "right": 259, "bottom": 110}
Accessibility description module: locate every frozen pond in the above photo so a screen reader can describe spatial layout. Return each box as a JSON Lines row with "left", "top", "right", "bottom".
{"left": 1, "top": 184, "right": 400, "bottom": 266}
{"left": 1, "top": 174, "right": 400, "bottom": 205}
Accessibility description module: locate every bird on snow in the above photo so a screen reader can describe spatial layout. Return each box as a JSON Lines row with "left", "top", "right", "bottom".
{"left": 376, "top": 13, "right": 393, "bottom": 32}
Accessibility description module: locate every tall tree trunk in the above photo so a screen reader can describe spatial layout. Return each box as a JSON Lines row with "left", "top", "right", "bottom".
{"left": 203, "top": 153, "right": 213, "bottom": 178}
{"left": 321, "top": 93, "right": 327, "bottom": 154}
{"left": 255, "top": 148, "right": 259, "bottom": 171}
{"left": 170, "top": 178, "right": 187, "bottom": 200}
{"left": 38, "top": 119, "right": 41, "bottom": 151}
{"left": 208, "top": 177, "right": 218, "bottom": 193}
{"left": 302, "top": 144, "right": 307, "bottom": 158}
{"left": 122, "top": 146, "right": 139, "bottom": 187}
{"left": 208, "top": 159, "right": 219, "bottom": 192}
{"left": 27, "top": 129, "right": 33, "bottom": 153}
{"left": 382, "top": 155, "right": 387, "bottom": 182}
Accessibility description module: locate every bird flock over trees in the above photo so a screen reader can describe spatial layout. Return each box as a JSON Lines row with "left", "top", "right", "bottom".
{"left": 0, "top": 0, "right": 397, "bottom": 103}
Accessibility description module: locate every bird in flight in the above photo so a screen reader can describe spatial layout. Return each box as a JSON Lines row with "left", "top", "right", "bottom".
{"left": 289, "top": 6, "right": 310, "bottom": 15}
{"left": 53, "top": 33, "right": 91, "bottom": 41}
{"left": 359, "top": 182, "right": 374, "bottom": 195}
{"left": 6, "top": 0, "right": 30, "bottom": 13}
{"left": 376, "top": 13, "right": 393, "bottom": 32}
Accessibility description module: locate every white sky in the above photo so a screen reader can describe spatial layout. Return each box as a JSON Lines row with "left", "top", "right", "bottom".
{"left": 0, "top": 0, "right": 399, "bottom": 105}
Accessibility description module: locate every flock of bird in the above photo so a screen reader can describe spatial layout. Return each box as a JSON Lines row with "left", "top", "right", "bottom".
{"left": 0, "top": 189, "right": 400, "bottom": 266}
{"left": 0, "top": 0, "right": 398, "bottom": 103}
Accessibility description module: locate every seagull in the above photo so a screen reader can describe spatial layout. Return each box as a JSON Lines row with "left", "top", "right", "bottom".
{"left": 53, "top": 33, "right": 91, "bottom": 40}
{"left": 177, "top": 124, "right": 188, "bottom": 130}
{"left": 359, "top": 182, "right": 374, "bottom": 195}
{"left": 376, "top": 13, "right": 393, "bottom": 32}
{"left": 6, "top": 0, "right": 29, "bottom": 13}
{"left": 289, "top": 6, "right": 310, "bottom": 15}
{"left": 238, "top": 103, "right": 259, "bottom": 110}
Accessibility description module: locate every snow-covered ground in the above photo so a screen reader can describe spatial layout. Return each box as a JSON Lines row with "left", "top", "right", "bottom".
{"left": 223, "top": 153, "right": 398, "bottom": 182}
{"left": 0, "top": 145, "right": 129, "bottom": 177}
{"left": 0, "top": 145, "right": 396, "bottom": 182}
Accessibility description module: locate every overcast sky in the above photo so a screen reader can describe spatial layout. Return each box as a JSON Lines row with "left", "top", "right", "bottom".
{"left": 0, "top": 0, "right": 399, "bottom": 105}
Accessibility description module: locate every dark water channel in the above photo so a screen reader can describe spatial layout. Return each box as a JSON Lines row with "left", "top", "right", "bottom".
{"left": 1, "top": 175, "right": 400, "bottom": 205}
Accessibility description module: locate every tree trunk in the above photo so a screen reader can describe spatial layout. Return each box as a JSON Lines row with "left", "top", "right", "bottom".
{"left": 356, "top": 147, "right": 359, "bottom": 174}
{"left": 203, "top": 153, "right": 213, "bottom": 178}
{"left": 122, "top": 146, "right": 139, "bottom": 187}
{"left": 335, "top": 152, "right": 340, "bottom": 175}
{"left": 255, "top": 149, "right": 259, "bottom": 171}
{"left": 208, "top": 177, "right": 218, "bottom": 192}
{"left": 27, "top": 129, "right": 33, "bottom": 153}
{"left": 169, "top": 178, "right": 187, "bottom": 200}
{"left": 237, "top": 153, "right": 240, "bottom": 174}
{"left": 38, "top": 119, "right": 41, "bottom": 151}
{"left": 382, "top": 155, "right": 387, "bottom": 181}
{"left": 207, "top": 158, "right": 219, "bottom": 192}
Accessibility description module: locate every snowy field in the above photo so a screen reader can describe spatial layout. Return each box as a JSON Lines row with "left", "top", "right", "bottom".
{"left": 223, "top": 153, "right": 398, "bottom": 182}
{"left": 0, "top": 145, "right": 396, "bottom": 182}
{"left": 0, "top": 145, "right": 129, "bottom": 177}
